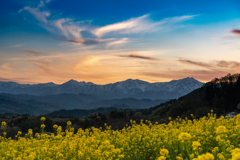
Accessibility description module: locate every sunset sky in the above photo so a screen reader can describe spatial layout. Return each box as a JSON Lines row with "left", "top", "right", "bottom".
{"left": 1, "top": 0, "right": 240, "bottom": 84}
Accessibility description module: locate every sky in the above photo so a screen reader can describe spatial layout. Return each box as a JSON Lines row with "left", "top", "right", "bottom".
{"left": 1, "top": 0, "right": 240, "bottom": 84}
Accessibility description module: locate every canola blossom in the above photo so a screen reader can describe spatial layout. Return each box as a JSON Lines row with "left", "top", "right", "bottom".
{"left": 1, "top": 113, "right": 240, "bottom": 159}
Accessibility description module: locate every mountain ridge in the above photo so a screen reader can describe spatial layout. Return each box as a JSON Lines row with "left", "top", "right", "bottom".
{"left": 0, "top": 77, "right": 204, "bottom": 100}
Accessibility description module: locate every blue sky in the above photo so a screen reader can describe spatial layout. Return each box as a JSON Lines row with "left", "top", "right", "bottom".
{"left": 0, "top": 0, "right": 240, "bottom": 84}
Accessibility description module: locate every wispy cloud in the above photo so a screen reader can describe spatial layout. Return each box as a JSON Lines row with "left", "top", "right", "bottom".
{"left": 93, "top": 14, "right": 151, "bottom": 37}
{"left": 107, "top": 38, "right": 129, "bottom": 47}
{"left": 117, "top": 53, "right": 161, "bottom": 61}
{"left": 59, "top": 38, "right": 109, "bottom": 45}
{"left": 93, "top": 14, "right": 197, "bottom": 37}
{"left": 20, "top": 1, "right": 197, "bottom": 46}
{"left": 23, "top": 50, "right": 42, "bottom": 56}
{"left": 216, "top": 60, "right": 240, "bottom": 69}
{"left": 0, "top": 63, "right": 12, "bottom": 70}
{"left": 23, "top": 6, "right": 50, "bottom": 23}
{"left": 231, "top": 29, "right": 240, "bottom": 36}
{"left": 178, "top": 58, "right": 211, "bottom": 68}
{"left": 20, "top": 1, "right": 88, "bottom": 44}
{"left": 179, "top": 58, "right": 240, "bottom": 70}
{"left": 0, "top": 77, "right": 34, "bottom": 83}
{"left": 19, "top": 0, "right": 51, "bottom": 23}
{"left": 51, "top": 18, "right": 85, "bottom": 42}
{"left": 31, "top": 62, "right": 52, "bottom": 74}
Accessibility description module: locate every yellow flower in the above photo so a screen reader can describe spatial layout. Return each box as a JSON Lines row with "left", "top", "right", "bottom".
{"left": 197, "top": 153, "right": 214, "bottom": 160}
{"left": 158, "top": 156, "right": 166, "bottom": 160}
{"left": 178, "top": 132, "right": 191, "bottom": 142}
{"left": 232, "top": 153, "right": 240, "bottom": 160}
{"left": 231, "top": 148, "right": 240, "bottom": 160}
{"left": 192, "top": 141, "right": 201, "bottom": 150}
{"left": 1, "top": 121, "right": 6, "bottom": 129}
{"left": 176, "top": 156, "right": 183, "bottom": 160}
{"left": 40, "top": 117, "right": 46, "bottom": 122}
{"left": 57, "top": 126, "right": 62, "bottom": 134}
{"left": 17, "top": 131, "right": 22, "bottom": 136}
{"left": 28, "top": 129, "right": 33, "bottom": 135}
{"left": 217, "top": 153, "right": 225, "bottom": 160}
{"left": 212, "top": 147, "right": 219, "bottom": 153}
{"left": 216, "top": 126, "right": 228, "bottom": 134}
{"left": 160, "top": 149, "right": 169, "bottom": 156}
{"left": 41, "top": 124, "right": 46, "bottom": 128}
{"left": 53, "top": 124, "right": 58, "bottom": 129}
{"left": 67, "top": 121, "right": 72, "bottom": 126}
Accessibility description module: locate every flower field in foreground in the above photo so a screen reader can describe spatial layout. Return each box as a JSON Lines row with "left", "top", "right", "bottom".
{"left": 1, "top": 112, "right": 240, "bottom": 160}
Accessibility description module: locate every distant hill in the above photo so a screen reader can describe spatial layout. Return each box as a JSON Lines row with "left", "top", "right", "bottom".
{"left": 46, "top": 99, "right": 178, "bottom": 119}
{"left": 0, "top": 77, "right": 204, "bottom": 100}
{"left": 0, "top": 95, "right": 60, "bottom": 115}
{"left": 0, "top": 93, "right": 166, "bottom": 110}
{"left": 46, "top": 107, "right": 122, "bottom": 118}
{"left": 86, "top": 98, "right": 166, "bottom": 109}
{"left": 151, "top": 73, "right": 240, "bottom": 121}
{"left": 0, "top": 93, "right": 101, "bottom": 109}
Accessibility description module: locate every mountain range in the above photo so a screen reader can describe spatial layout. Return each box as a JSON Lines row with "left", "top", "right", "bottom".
{"left": 0, "top": 77, "right": 204, "bottom": 115}
{"left": 0, "top": 77, "right": 203, "bottom": 99}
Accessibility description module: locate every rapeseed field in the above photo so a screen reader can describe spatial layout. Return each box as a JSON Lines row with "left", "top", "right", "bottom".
{"left": 1, "top": 111, "right": 240, "bottom": 160}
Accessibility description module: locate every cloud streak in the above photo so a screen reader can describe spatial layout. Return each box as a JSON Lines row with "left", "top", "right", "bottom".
{"left": 93, "top": 14, "right": 197, "bottom": 37}
{"left": 117, "top": 53, "right": 161, "bottom": 61}
{"left": 93, "top": 14, "right": 151, "bottom": 37}
{"left": 179, "top": 58, "right": 211, "bottom": 68}
{"left": 217, "top": 60, "right": 240, "bottom": 69}
{"left": 231, "top": 29, "right": 240, "bottom": 36}
{"left": 179, "top": 58, "right": 240, "bottom": 70}
{"left": 64, "top": 38, "right": 109, "bottom": 45}
{"left": 23, "top": 50, "right": 42, "bottom": 55}
{"left": 107, "top": 38, "right": 129, "bottom": 47}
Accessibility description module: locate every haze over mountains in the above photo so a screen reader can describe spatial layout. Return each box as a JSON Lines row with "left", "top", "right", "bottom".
{"left": 0, "top": 77, "right": 204, "bottom": 115}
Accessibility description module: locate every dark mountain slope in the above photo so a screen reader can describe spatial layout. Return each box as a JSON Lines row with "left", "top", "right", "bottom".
{"left": 151, "top": 73, "right": 240, "bottom": 121}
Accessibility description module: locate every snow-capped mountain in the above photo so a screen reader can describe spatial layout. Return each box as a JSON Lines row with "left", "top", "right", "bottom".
{"left": 0, "top": 77, "right": 204, "bottom": 100}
